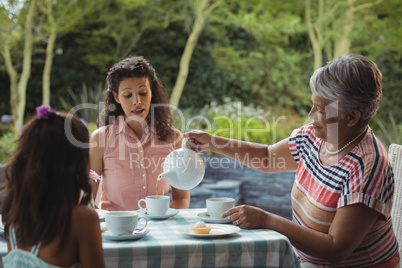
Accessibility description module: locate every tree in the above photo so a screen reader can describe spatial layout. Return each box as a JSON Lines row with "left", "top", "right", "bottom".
{"left": 38, "top": 0, "right": 94, "bottom": 105}
{"left": 202, "top": 0, "right": 310, "bottom": 110}
{"left": 0, "top": 0, "right": 37, "bottom": 132}
{"left": 169, "top": 0, "right": 218, "bottom": 107}
{"left": 79, "top": 0, "right": 190, "bottom": 73}
{"left": 306, "top": 0, "right": 384, "bottom": 70}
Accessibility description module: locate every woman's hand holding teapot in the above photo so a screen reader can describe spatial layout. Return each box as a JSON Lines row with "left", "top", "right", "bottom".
{"left": 184, "top": 130, "right": 212, "bottom": 152}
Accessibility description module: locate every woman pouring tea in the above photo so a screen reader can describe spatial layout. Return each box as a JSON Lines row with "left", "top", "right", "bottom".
{"left": 185, "top": 54, "right": 399, "bottom": 267}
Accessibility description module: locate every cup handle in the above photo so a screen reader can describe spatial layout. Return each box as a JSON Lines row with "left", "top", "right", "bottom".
{"left": 135, "top": 217, "right": 148, "bottom": 232}
{"left": 138, "top": 199, "right": 148, "bottom": 214}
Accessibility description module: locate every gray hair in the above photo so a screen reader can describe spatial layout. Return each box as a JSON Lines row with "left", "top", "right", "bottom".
{"left": 309, "top": 54, "right": 382, "bottom": 129}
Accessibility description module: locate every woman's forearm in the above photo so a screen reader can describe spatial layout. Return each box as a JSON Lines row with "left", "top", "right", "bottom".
{"left": 208, "top": 135, "right": 270, "bottom": 172}
{"left": 267, "top": 204, "right": 380, "bottom": 264}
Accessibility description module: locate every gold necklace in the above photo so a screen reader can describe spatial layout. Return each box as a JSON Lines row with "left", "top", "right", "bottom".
{"left": 325, "top": 128, "right": 367, "bottom": 155}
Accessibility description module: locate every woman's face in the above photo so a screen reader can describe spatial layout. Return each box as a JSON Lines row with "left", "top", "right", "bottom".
{"left": 308, "top": 94, "right": 349, "bottom": 143}
{"left": 113, "top": 77, "right": 153, "bottom": 121}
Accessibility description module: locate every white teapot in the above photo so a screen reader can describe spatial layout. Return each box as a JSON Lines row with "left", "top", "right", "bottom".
{"left": 158, "top": 138, "right": 205, "bottom": 190}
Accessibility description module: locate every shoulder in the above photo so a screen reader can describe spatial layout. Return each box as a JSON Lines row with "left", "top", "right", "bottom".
{"left": 71, "top": 206, "right": 100, "bottom": 236}
{"left": 358, "top": 130, "right": 388, "bottom": 162}
{"left": 90, "top": 126, "right": 107, "bottom": 141}
{"left": 90, "top": 126, "right": 109, "bottom": 150}
{"left": 344, "top": 132, "right": 393, "bottom": 192}
{"left": 72, "top": 205, "right": 99, "bottom": 224}
{"left": 290, "top": 124, "right": 315, "bottom": 138}
{"left": 356, "top": 132, "right": 390, "bottom": 173}
{"left": 289, "top": 124, "right": 317, "bottom": 147}
{"left": 171, "top": 127, "right": 183, "bottom": 140}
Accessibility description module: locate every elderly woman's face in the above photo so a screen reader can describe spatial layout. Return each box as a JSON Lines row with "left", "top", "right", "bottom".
{"left": 308, "top": 94, "right": 349, "bottom": 142}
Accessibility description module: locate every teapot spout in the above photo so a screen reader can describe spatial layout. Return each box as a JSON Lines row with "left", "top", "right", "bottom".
{"left": 159, "top": 170, "right": 177, "bottom": 181}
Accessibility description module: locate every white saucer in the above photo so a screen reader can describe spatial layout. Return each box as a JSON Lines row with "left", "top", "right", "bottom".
{"left": 177, "top": 224, "right": 240, "bottom": 238}
{"left": 137, "top": 208, "right": 179, "bottom": 220}
{"left": 197, "top": 211, "right": 232, "bottom": 224}
{"left": 102, "top": 226, "right": 150, "bottom": 241}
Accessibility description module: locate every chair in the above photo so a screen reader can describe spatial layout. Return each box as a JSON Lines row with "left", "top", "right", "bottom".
{"left": 390, "top": 144, "right": 402, "bottom": 266}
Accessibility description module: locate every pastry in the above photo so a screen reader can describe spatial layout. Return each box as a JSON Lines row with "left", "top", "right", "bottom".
{"left": 190, "top": 220, "right": 212, "bottom": 234}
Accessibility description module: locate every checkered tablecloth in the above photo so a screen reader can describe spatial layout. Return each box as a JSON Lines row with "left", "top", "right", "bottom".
{"left": 0, "top": 209, "right": 300, "bottom": 268}
{"left": 102, "top": 209, "right": 300, "bottom": 268}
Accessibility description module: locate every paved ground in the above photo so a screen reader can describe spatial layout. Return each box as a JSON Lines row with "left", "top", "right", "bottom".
{"left": 189, "top": 155, "right": 295, "bottom": 220}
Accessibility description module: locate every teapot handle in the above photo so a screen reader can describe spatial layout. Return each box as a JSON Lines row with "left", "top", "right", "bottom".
{"left": 181, "top": 137, "right": 188, "bottom": 149}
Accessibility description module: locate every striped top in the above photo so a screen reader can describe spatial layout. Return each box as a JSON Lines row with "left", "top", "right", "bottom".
{"left": 289, "top": 124, "right": 399, "bottom": 267}
{"left": 2, "top": 227, "right": 80, "bottom": 268}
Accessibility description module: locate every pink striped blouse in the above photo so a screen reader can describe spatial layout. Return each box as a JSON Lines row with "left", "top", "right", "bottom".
{"left": 98, "top": 116, "right": 181, "bottom": 211}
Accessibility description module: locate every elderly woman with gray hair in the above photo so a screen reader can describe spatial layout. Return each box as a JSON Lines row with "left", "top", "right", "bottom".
{"left": 185, "top": 54, "right": 399, "bottom": 267}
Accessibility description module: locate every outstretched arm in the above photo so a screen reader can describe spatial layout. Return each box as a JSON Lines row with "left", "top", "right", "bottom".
{"left": 184, "top": 131, "right": 298, "bottom": 173}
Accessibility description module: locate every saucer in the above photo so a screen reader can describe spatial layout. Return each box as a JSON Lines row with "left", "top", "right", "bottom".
{"left": 197, "top": 211, "right": 232, "bottom": 224}
{"left": 101, "top": 222, "right": 150, "bottom": 241}
{"left": 137, "top": 208, "right": 179, "bottom": 220}
{"left": 177, "top": 224, "right": 240, "bottom": 238}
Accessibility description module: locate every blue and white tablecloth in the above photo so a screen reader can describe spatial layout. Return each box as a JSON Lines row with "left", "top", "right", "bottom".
{"left": 0, "top": 209, "right": 300, "bottom": 268}
{"left": 102, "top": 208, "right": 300, "bottom": 268}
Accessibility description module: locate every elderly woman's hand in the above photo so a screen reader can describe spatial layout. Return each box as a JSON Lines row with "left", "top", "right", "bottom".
{"left": 183, "top": 130, "right": 212, "bottom": 152}
{"left": 221, "top": 205, "right": 271, "bottom": 229}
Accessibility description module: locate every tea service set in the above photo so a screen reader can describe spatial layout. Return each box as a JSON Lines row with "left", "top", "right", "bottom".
{"left": 101, "top": 196, "right": 237, "bottom": 240}
{"left": 100, "top": 138, "right": 238, "bottom": 240}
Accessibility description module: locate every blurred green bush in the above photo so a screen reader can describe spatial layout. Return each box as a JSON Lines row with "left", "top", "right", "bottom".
{"left": 174, "top": 98, "right": 304, "bottom": 155}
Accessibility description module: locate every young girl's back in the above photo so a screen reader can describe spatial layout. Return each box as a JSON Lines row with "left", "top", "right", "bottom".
{"left": 1, "top": 105, "right": 105, "bottom": 268}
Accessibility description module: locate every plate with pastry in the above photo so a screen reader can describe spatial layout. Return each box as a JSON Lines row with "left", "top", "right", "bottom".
{"left": 177, "top": 221, "right": 240, "bottom": 238}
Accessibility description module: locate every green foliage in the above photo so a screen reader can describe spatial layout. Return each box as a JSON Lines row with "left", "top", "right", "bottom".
{"left": 354, "top": 0, "right": 402, "bottom": 58}
{"left": 0, "top": 131, "right": 17, "bottom": 163}
{"left": 371, "top": 112, "right": 402, "bottom": 149}
{"left": 134, "top": 22, "right": 239, "bottom": 108}
{"left": 87, "top": 122, "right": 98, "bottom": 133}
{"left": 78, "top": 0, "right": 190, "bottom": 70}
{"left": 58, "top": 81, "right": 105, "bottom": 124}
{"left": 0, "top": 118, "right": 17, "bottom": 163}
{"left": 0, "top": 0, "right": 401, "bottom": 148}
{"left": 373, "top": 52, "right": 402, "bottom": 125}
{"left": 175, "top": 99, "right": 304, "bottom": 156}
{"left": 211, "top": 41, "right": 311, "bottom": 113}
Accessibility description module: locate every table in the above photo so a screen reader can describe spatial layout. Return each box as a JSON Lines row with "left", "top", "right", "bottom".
{"left": 102, "top": 208, "right": 299, "bottom": 268}
{"left": 0, "top": 209, "right": 300, "bottom": 268}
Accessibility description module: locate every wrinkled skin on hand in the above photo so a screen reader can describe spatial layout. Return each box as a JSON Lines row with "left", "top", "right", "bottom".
{"left": 221, "top": 205, "right": 271, "bottom": 229}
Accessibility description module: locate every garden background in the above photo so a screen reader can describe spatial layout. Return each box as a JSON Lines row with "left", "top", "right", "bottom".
{"left": 0, "top": 0, "right": 401, "bottom": 202}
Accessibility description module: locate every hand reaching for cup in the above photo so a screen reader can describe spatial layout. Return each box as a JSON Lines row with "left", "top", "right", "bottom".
{"left": 184, "top": 130, "right": 212, "bottom": 152}
{"left": 221, "top": 205, "right": 271, "bottom": 229}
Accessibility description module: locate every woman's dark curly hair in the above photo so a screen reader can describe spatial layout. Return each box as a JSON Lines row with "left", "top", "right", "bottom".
{"left": 98, "top": 56, "right": 173, "bottom": 141}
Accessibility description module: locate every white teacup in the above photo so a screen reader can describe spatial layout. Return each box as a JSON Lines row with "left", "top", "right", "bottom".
{"left": 105, "top": 211, "right": 148, "bottom": 236}
{"left": 138, "top": 195, "right": 170, "bottom": 216}
{"left": 206, "top": 197, "right": 235, "bottom": 219}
